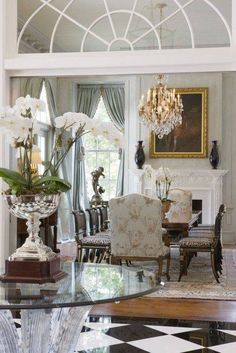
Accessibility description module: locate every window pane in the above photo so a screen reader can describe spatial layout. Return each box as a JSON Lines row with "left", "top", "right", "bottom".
{"left": 94, "top": 97, "right": 111, "bottom": 122}
{"left": 100, "top": 179, "right": 109, "bottom": 200}
{"left": 97, "top": 152, "right": 110, "bottom": 173}
{"left": 85, "top": 152, "right": 97, "bottom": 175}
{"left": 84, "top": 134, "right": 97, "bottom": 150}
{"left": 37, "top": 135, "right": 46, "bottom": 175}
{"left": 109, "top": 180, "right": 117, "bottom": 199}
{"left": 110, "top": 152, "right": 120, "bottom": 179}
{"left": 85, "top": 152, "right": 97, "bottom": 197}
{"left": 97, "top": 136, "right": 112, "bottom": 150}
{"left": 36, "top": 82, "right": 51, "bottom": 124}
{"left": 83, "top": 95, "right": 120, "bottom": 201}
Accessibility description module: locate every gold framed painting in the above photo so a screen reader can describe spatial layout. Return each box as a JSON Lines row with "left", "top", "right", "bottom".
{"left": 149, "top": 87, "right": 208, "bottom": 158}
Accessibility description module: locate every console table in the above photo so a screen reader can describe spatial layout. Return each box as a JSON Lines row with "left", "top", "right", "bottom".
{"left": 0, "top": 262, "right": 160, "bottom": 353}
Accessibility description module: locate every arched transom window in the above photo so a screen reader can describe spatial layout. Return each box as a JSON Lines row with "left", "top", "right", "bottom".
{"left": 18, "top": 0, "right": 232, "bottom": 53}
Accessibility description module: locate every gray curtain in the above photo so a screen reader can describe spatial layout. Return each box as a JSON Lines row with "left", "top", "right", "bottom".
{"left": 74, "top": 85, "right": 101, "bottom": 210}
{"left": 44, "top": 78, "right": 58, "bottom": 123}
{"left": 20, "top": 77, "right": 43, "bottom": 98}
{"left": 45, "top": 79, "right": 74, "bottom": 241}
{"left": 101, "top": 86, "right": 125, "bottom": 196}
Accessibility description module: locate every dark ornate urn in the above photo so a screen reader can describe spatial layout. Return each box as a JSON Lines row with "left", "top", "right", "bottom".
{"left": 209, "top": 140, "right": 219, "bottom": 169}
{"left": 135, "top": 140, "right": 145, "bottom": 169}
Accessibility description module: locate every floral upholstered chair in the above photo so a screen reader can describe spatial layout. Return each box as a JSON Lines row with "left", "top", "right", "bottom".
{"left": 109, "top": 193, "right": 170, "bottom": 281}
{"left": 166, "top": 189, "right": 192, "bottom": 223}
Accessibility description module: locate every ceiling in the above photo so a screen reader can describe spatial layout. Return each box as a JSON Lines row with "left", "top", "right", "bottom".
{"left": 17, "top": 0, "right": 232, "bottom": 53}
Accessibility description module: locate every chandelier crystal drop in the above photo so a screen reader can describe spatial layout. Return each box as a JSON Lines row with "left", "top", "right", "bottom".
{"left": 138, "top": 74, "right": 183, "bottom": 139}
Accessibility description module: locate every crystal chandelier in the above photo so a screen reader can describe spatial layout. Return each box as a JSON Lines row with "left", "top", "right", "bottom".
{"left": 138, "top": 74, "right": 183, "bottom": 139}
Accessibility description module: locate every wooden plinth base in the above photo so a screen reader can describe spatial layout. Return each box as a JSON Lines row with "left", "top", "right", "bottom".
{"left": 0, "top": 257, "right": 67, "bottom": 284}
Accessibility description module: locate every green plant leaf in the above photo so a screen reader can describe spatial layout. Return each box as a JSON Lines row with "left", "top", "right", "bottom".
{"left": 0, "top": 168, "right": 28, "bottom": 187}
{"left": 32, "top": 175, "right": 71, "bottom": 191}
{"left": 42, "top": 161, "right": 58, "bottom": 176}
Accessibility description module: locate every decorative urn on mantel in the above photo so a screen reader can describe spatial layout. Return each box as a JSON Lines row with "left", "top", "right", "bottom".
{"left": 135, "top": 140, "right": 145, "bottom": 169}
{"left": 209, "top": 140, "right": 219, "bottom": 169}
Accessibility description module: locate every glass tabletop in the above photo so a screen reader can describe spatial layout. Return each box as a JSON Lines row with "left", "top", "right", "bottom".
{"left": 0, "top": 262, "right": 161, "bottom": 310}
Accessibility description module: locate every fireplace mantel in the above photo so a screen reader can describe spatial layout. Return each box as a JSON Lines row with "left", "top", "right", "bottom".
{"left": 129, "top": 165, "right": 228, "bottom": 224}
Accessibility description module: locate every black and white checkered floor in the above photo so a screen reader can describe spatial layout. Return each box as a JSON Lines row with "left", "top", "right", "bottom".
{"left": 14, "top": 316, "right": 236, "bottom": 352}
{"left": 76, "top": 316, "right": 236, "bottom": 353}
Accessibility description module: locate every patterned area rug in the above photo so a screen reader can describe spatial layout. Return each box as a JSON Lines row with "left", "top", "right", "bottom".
{"left": 60, "top": 243, "right": 236, "bottom": 300}
{"left": 146, "top": 248, "right": 236, "bottom": 300}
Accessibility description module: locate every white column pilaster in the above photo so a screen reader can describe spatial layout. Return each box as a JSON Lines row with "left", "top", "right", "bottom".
{"left": 0, "top": 0, "right": 11, "bottom": 267}
{"left": 232, "top": 0, "right": 236, "bottom": 46}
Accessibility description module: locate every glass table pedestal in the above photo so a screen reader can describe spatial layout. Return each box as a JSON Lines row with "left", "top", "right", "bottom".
{"left": 0, "top": 306, "right": 92, "bottom": 353}
{"left": 0, "top": 262, "right": 161, "bottom": 353}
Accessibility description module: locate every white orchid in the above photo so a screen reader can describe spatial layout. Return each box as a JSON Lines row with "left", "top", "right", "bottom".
{"left": 156, "top": 166, "right": 172, "bottom": 201}
{"left": 54, "top": 112, "right": 89, "bottom": 132}
{"left": 56, "top": 112, "right": 125, "bottom": 148}
{"left": 54, "top": 115, "right": 75, "bottom": 131}
{"left": 14, "top": 95, "right": 45, "bottom": 117}
{"left": 0, "top": 95, "right": 71, "bottom": 195}
{"left": 0, "top": 111, "right": 39, "bottom": 148}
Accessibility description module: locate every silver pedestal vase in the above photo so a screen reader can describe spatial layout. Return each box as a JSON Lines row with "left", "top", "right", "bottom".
{"left": 5, "top": 194, "right": 60, "bottom": 261}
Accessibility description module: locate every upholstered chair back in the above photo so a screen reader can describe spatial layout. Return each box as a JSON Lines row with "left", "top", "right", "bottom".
{"left": 166, "top": 189, "right": 192, "bottom": 222}
{"left": 109, "top": 193, "right": 169, "bottom": 258}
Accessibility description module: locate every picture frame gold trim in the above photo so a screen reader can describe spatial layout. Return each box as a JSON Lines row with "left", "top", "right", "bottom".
{"left": 149, "top": 87, "right": 208, "bottom": 158}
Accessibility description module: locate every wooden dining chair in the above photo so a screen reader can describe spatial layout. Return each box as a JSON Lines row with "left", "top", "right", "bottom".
{"left": 73, "top": 209, "right": 111, "bottom": 263}
{"left": 164, "top": 188, "right": 192, "bottom": 244}
{"left": 166, "top": 189, "right": 192, "bottom": 223}
{"left": 178, "top": 204, "right": 226, "bottom": 283}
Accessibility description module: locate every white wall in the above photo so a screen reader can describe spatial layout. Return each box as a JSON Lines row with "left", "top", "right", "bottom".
{"left": 0, "top": 0, "right": 13, "bottom": 267}
{"left": 221, "top": 72, "right": 236, "bottom": 244}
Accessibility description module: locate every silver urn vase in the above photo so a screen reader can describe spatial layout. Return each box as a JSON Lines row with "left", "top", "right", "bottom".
{"left": 5, "top": 193, "right": 60, "bottom": 261}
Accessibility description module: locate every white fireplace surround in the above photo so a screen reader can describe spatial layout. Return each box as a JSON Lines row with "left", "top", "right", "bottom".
{"left": 129, "top": 165, "right": 228, "bottom": 224}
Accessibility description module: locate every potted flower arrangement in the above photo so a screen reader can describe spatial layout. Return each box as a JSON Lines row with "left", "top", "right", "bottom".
{"left": 156, "top": 166, "right": 172, "bottom": 220}
{"left": 0, "top": 95, "right": 124, "bottom": 282}
{"left": 0, "top": 96, "right": 89, "bottom": 264}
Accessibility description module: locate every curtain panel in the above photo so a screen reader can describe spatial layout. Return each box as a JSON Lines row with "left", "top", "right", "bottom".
{"left": 101, "top": 86, "right": 125, "bottom": 197}
{"left": 74, "top": 86, "right": 101, "bottom": 210}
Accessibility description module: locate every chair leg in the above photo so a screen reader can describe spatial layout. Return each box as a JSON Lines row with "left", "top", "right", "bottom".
{"left": 105, "top": 248, "right": 111, "bottom": 263}
{"left": 83, "top": 249, "right": 89, "bottom": 262}
{"left": 89, "top": 249, "right": 96, "bottom": 262}
{"left": 97, "top": 249, "right": 106, "bottom": 263}
{"left": 166, "top": 254, "right": 170, "bottom": 281}
{"left": 211, "top": 249, "right": 220, "bottom": 283}
{"left": 157, "top": 258, "right": 163, "bottom": 282}
{"left": 178, "top": 247, "right": 186, "bottom": 282}
{"left": 77, "top": 245, "right": 82, "bottom": 262}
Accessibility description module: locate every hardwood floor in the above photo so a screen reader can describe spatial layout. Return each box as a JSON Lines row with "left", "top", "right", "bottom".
{"left": 92, "top": 297, "right": 236, "bottom": 322}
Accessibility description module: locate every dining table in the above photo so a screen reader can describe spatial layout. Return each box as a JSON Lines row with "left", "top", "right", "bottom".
{"left": 162, "top": 211, "right": 202, "bottom": 240}
{"left": 0, "top": 261, "right": 161, "bottom": 353}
